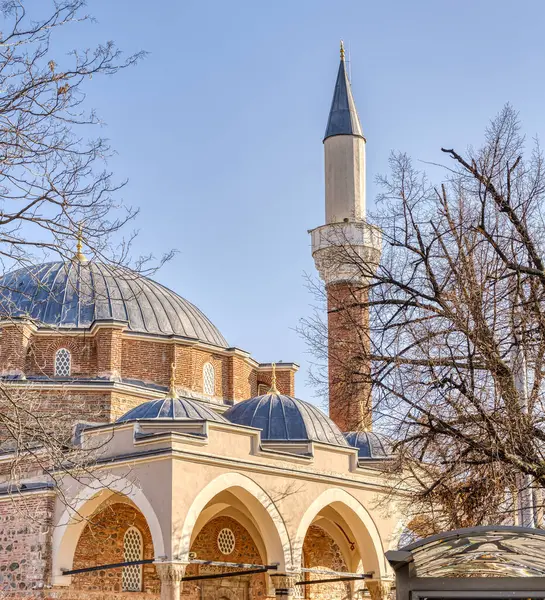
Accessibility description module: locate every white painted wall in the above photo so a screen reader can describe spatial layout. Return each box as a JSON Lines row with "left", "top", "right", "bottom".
{"left": 324, "top": 135, "right": 366, "bottom": 223}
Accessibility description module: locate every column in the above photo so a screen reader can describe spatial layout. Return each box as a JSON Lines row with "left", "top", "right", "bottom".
{"left": 155, "top": 561, "right": 188, "bottom": 600}
{"left": 366, "top": 578, "right": 394, "bottom": 600}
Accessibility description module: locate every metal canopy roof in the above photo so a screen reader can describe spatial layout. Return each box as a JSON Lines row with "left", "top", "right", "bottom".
{"left": 386, "top": 526, "right": 545, "bottom": 600}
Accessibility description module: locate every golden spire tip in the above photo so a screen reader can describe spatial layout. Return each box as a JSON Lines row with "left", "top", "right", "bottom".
{"left": 340, "top": 40, "right": 345, "bottom": 61}
{"left": 74, "top": 222, "right": 86, "bottom": 262}
{"left": 268, "top": 362, "right": 279, "bottom": 394}
{"left": 167, "top": 361, "right": 177, "bottom": 398}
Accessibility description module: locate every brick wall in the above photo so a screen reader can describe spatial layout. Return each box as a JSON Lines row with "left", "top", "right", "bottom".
{"left": 0, "top": 323, "right": 34, "bottom": 376}
{"left": 303, "top": 524, "right": 350, "bottom": 600}
{"left": 26, "top": 336, "right": 97, "bottom": 378}
{"left": 96, "top": 329, "right": 124, "bottom": 380}
{"left": 121, "top": 339, "right": 171, "bottom": 386}
{"left": 256, "top": 368, "right": 295, "bottom": 397}
{"left": 0, "top": 494, "right": 54, "bottom": 594}
{"left": 327, "top": 282, "right": 372, "bottom": 431}
{"left": 71, "top": 502, "right": 159, "bottom": 595}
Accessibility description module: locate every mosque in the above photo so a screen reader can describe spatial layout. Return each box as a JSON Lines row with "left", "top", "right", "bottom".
{"left": 0, "top": 46, "right": 402, "bottom": 600}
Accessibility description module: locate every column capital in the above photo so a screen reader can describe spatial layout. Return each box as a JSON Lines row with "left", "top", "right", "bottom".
{"left": 155, "top": 561, "right": 189, "bottom": 600}
{"left": 271, "top": 571, "right": 300, "bottom": 598}
{"left": 155, "top": 561, "right": 188, "bottom": 582}
{"left": 366, "top": 578, "right": 394, "bottom": 600}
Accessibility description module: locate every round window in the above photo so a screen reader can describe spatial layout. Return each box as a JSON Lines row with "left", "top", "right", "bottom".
{"left": 217, "top": 528, "right": 236, "bottom": 555}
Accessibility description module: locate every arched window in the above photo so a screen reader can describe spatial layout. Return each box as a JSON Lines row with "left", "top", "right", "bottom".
{"left": 54, "top": 348, "right": 71, "bottom": 377}
{"left": 203, "top": 362, "right": 215, "bottom": 396}
{"left": 122, "top": 527, "right": 143, "bottom": 592}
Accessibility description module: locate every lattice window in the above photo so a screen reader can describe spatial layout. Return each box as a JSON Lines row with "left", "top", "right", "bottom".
{"left": 258, "top": 383, "right": 269, "bottom": 396}
{"left": 203, "top": 362, "right": 215, "bottom": 396}
{"left": 55, "top": 348, "right": 71, "bottom": 377}
{"left": 122, "top": 527, "right": 143, "bottom": 592}
{"left": 217, "top": 528, "right": 235, "bottom": 555}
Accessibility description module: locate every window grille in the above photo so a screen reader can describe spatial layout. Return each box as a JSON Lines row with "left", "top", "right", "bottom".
{"left": 258, "top": 384, "right": 269, "bottom": 396}
{"left": 217, "top": 528, "right": 236, "bottom": 555}
{"left": 122, "top": 527, "right": 143, "bottom": 592}
{"left": 55, "top": 348, "right": 71, "bottom": 377}
{"left": 203, "top": 362, "right": 215, "bottom": 396}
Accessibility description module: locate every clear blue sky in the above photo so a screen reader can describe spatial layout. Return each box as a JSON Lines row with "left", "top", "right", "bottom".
{"left": 56, "top": 0, "right": 545, "bottom": 404}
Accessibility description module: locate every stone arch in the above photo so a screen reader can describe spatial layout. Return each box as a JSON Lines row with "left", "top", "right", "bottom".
{"left": 51, "top": 476, "right": 165, "bottom": 586}
{"left": 293, "top": 488, "right": 387, "bottom": 577}
{"left": 178, "top": 472, "right": 292, "bottom": 570}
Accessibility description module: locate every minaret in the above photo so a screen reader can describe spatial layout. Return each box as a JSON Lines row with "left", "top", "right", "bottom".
{"left": 310, "top": 43, "right": 381, "bottom": 432}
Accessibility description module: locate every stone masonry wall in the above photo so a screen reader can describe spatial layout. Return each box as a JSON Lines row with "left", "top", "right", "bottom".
{"left": 0, "top": 494, "right": 54, "bottom": 595}
{"left": 303, "top": 525, "right": 350, "bottom": 600}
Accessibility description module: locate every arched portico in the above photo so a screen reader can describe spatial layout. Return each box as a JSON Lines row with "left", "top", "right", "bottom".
{"left": 51, "top": 475, "right": 165, "bottom": 586}
{"left": 177, "top": 472, "right": 292, "bottom": 571}
{"left": 293, "top": 488, "right": 387, "bottom": 577}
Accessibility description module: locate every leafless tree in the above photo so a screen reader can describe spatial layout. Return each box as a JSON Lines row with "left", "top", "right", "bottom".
{"left": 301, "top": 105, "right": 545, "bottom": 532}
{"left": 0, "top": 1, "right": 171, "bottom": 513}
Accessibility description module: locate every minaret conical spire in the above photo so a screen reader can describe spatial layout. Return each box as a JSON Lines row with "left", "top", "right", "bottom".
{"left": 324, "top": 41, "right": 363, "bottom": 141}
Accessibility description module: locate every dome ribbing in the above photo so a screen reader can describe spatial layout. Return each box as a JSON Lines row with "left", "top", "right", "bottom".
{"left": 224, "top": 393, "right": 349, "bottom": 447}
{"left": 117, "top": 396, "right": 228, "bottom": 423}
{"left": 0, "top": 261, "right": 227, "bottom": 347}
{"left": 344, "top": 431, "right": 392, "bottom": 459}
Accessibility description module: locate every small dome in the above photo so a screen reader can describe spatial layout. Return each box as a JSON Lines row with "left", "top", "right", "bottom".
{"left": 0, "top": 261, "right": 227, "bottom": 347}
{"left": 344, "top": 431, "right": 392, "bottom": 460}
{"left": 224, "top": 393, "right": 349, "bottom": 447}
{"left": 117, "top": 396, "right": 228, "bottom": 423}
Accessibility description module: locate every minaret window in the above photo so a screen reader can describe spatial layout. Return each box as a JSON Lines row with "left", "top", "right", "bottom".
{"left": 122, "top": 527, "right": 143, "bottom": 591}
{"left": 54, "top": 348, "right": 71, "bottom": 377}
{"left": 203, "top": 362, "right": 215, "bottom": 396}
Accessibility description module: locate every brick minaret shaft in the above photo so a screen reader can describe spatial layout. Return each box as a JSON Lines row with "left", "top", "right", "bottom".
{"left": 310, "top": 42, "right": 382, "bottom": 433}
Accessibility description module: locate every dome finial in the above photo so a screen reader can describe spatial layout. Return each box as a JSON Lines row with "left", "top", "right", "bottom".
{"left": 73, "top": 222, "right": 87, "bottom": 262}
{"left": 340, "top": 39, "right": 345, "bottom": 61}
{"left": 167, "top": 361, "right": 177, "bottom": 398}
{"left": 268, "top": 362, "right": 279, "bottom": 394}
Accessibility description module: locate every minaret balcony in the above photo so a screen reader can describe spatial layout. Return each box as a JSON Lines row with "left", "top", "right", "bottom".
{"left": 309, "top": 221, "right": 382, "bottom": 286}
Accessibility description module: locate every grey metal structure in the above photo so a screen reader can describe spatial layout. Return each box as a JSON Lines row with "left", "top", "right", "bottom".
{"left": 0, "top": 261, "right": 228, "bottom": 346}
{"left": 323, "top": 53, "right": 363, "bottom": 141}
{"left": 343, "top": 430, "right": 392, "bottom": 459}
{"left": 117, "top": 396, "right": 229, "bottom": 423}
{"left": 386, "top": 526, "right": 545, "bottom": 599}
{"left": 223, "top": 392, "right": 349, "bottom": 447}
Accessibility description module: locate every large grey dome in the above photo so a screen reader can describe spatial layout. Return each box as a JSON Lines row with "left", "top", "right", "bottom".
{"left": 117, "top": 396, "right": 228, "bottom": 423}
{"left": 0, "top": 261, "right": 227, "bottom": 347}
{"left": 224, "top": 393, "right": 349, "bottom": 447}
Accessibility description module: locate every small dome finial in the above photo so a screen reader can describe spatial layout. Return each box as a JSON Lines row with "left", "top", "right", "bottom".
{"left": 167, "top": 361, "right": 177, "bottom": 398}
{"left": 268, "top": 362, "right": 279, "bottom": 394}
{"left": 73, "top": 222, "right": 87, "bottom": 262}
{"left": 340, "top": 39, "right": 345, "bottom": 61}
